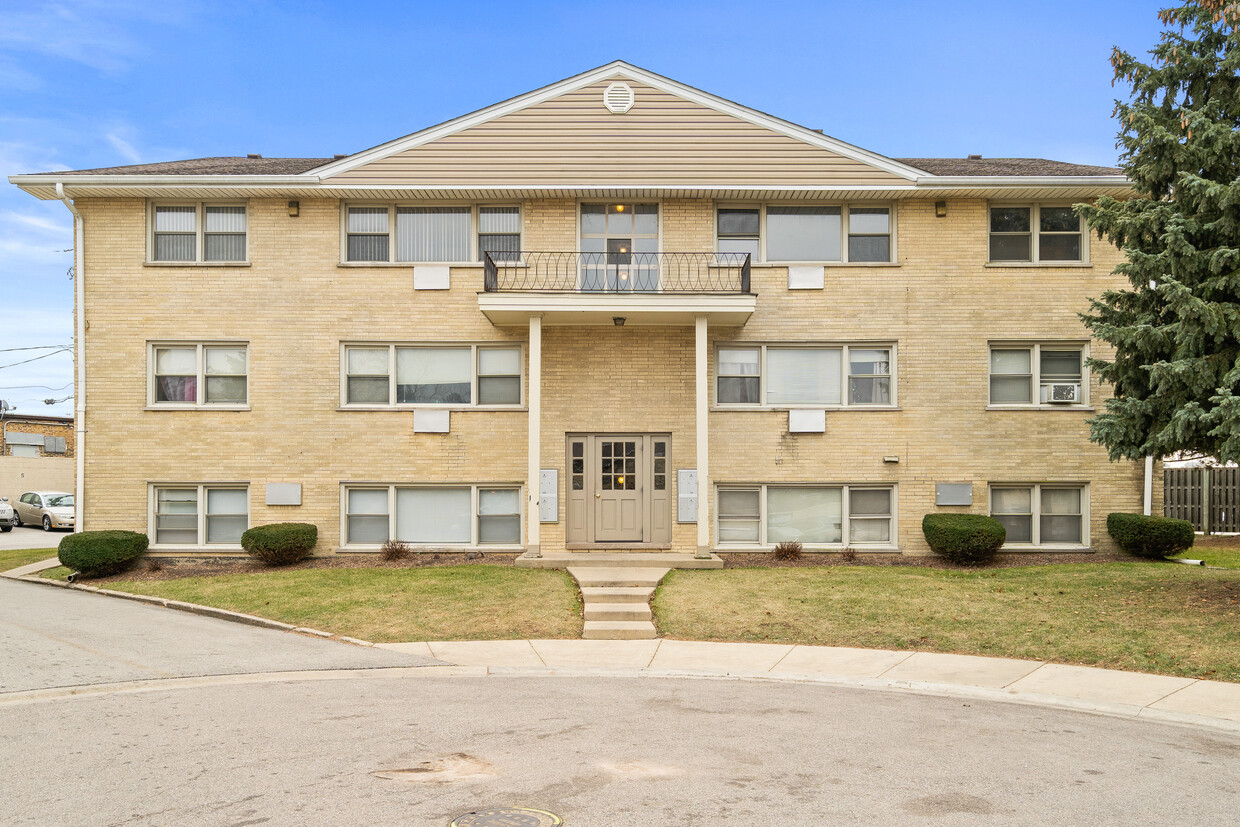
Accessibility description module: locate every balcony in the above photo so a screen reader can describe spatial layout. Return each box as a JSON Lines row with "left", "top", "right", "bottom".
{"left": 479, "top": 251, "right": 756, "bottom": 326}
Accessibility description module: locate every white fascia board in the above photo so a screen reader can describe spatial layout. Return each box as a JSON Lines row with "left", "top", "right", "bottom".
{"left": 310, "top": 60, "right": 926, "bottom": 182}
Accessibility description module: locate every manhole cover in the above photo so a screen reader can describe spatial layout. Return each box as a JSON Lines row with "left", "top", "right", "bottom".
{"left": 449, "top": 807, "right": 563, "bottom": 827}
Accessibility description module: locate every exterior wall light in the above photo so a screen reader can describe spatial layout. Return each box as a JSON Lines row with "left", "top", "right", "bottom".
{"left": 613, "top": 317, "right": 626, "bottom": 326}
{"left": 935, "top": 201, "right": 947, "bottom": 218}
{"left": 288, "top": 200, "right": 300, "bottom": 217}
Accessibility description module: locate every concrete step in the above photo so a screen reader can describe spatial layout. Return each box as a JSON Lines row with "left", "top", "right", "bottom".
{"left": 583, "top": 620, "right": 658, "bottom": 640}
{"left": 569, "top": 567, "right": 670, "bottom": 588}
{"left": 584, "top": 602, "right": 652, "bottom": 622}
{"left": 581, "top": 586, "right": 654, "bottom": 604}
{"left": 517, "top": 552, "right": 723, "bottom": 569}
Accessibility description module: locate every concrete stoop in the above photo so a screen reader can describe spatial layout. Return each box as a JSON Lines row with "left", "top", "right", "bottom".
{"left": 569, "top": 566, "right": 670, "bottom": 640}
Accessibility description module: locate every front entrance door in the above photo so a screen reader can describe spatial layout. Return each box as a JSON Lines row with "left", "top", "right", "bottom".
{"left": 566, "top": 434, "right": 672, "bottom": 546}
{"left": 595, "top": 438, "right": 642, "bottom": 541}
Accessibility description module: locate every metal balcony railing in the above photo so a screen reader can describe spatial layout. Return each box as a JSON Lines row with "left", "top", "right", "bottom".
{"left": 482, "top": 251, "right": 751, "bottom": 294}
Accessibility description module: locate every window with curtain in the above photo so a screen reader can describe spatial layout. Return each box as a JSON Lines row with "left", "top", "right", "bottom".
{"left": 344, "top": 485, "right": 522, "bottom": 546}
{"left": 717, "top": 484, "right": 895, "bottom": 546}
{"left": 151, "top": 204, "right": 247, "bottom": 263}
{"left": 767, "top": 206, "right": 842, "bottom": 261}
{"left": 717, "top": 344, "right": 894, "bottom": 407}
{"left": 344, "top": 344, "right": 522, "bottom": 407}
{"left": 989, "top": 344, "right": 1085, "bottom": 406}
{"left": 153, "top": 485, "right": 248, "bottom": 545}
{"left": 345, "top": 204, "right": 520, "bottom": 263}
{"left": 151, "top": 343, "right": 247, "bottom": 406}
{"left": 716, "top": 205, "right": 894, "bottom": 263}
{"left": 990, "top": 484, "right": 1086, "bottom": 546}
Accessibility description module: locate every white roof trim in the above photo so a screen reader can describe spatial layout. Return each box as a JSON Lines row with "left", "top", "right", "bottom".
{"left": 307, "top": 60, "right": 927, "bottom": 182}
{"left": 914, "top": 175, "right": 1129, "bottom": 188}
{"left": 9, "top": 173, "right": 321, "bottom": 187}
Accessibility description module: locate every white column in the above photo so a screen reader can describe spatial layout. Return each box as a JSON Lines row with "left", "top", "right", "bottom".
{"left": 527, "top": 314, "right": 542, "bottom": 557}
{"left": 1144, "top": 456, "right": 1154, "bottom": 516}
{"left": 695, "top": 315, "right": 710, "bottom": 558}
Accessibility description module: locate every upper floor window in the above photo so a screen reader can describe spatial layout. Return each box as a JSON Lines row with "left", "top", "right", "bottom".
{"left": 989, "top": 205, "right": 1085, "bottom": 263}
{"left": 989, "top": 344, "right": 1086, "bottom": 407}
{"left": 344, "top": 205, "right": 520, "bottom": 263}
{"left": 150, "top": 203, "right": 247, "bottom": 263}
{"left": 149, "top": 343, "right": 248, "bottom": 407}
{"left": 715, "top": 205, "right": 893, "bottom": 263}
{"left": 343, "top": 343, "right": 522, "bottom": 407}
{"left": 716, "top": 344, "right": 894, "bottom": 407}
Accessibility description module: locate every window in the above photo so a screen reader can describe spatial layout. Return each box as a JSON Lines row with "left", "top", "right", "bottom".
{"left": 990, "top": 484, "right": 1087, "bottom": 546}
{"left": 150, "top": 204, "right": 247, "bottom": 263}
{"left": 988, "top": 344, "right": 1086, "bottom": 406}
{"left": 715, "top": 205, "right": 893, "bottom": 263}
{"left": 342, "top": 344, "right": 522, "bottom": 407}
{"left": 149, "top": 343, "right": 248, "bottom": 406}
{"left": 152, "top": 485, "right": 248, "bottom": 546}
{"left": 716, "top": 344, "right": 895, "bottom": 407}
{"left": 716, "top": 484, "right": 896, "bottom": 547}
{"left": 989, "top": 205, "right": 1085, "bottom": 263}
{"left": 343, "top": 485, "right": 522, "bottom": 546}
{"left": 344, "top": 204, "right": 521, "bottom": 263}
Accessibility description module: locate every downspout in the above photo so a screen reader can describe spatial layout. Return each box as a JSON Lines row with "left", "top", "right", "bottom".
{"left": 55, "top": 183, "right": 85, "bottom": 532}
{"left": 1143, "top": 456, "right": 1154, "bottom": 517}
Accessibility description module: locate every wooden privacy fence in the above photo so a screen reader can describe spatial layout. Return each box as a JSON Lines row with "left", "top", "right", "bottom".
{"left": 1164, "top": 467, "right": 1240, "bottom": 533}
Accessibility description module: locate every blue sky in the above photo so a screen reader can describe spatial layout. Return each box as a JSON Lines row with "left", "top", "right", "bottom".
{"left": 0, "top": 0, "right": 1169, "bottom": 418}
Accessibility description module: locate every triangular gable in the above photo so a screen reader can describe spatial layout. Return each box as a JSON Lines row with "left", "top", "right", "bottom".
{"left": 314, "top": 62, "right": 921, "bottom": 188}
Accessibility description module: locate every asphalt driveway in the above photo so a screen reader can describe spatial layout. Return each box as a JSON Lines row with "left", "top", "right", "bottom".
{"left": 0, "top": 578, "right": 441, "bottom": 693}
{"left": 0, "top": 523, "right": 61, "bottom": 552}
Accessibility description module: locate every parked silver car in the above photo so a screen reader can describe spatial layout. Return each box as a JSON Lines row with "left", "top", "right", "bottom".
{"left": 0, "top": 497, "right": 14, "bottom": 531}
{"left": 12, "top": 491, "right": 75, "bottom": 531}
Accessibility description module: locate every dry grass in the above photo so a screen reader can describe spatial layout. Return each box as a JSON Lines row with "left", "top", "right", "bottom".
{"left": 1181, "top": 537, "right": 1240, "bottom": 569}
{"left": 654, "top": 562, "right": 1240, "bottom": 682}
{"left": 101, "top": 566, "right": 582, "bottom": 643}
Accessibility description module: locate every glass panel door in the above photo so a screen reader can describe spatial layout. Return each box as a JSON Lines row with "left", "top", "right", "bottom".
{"left": 580, "top": 203, "right": 659, "bottom": 292}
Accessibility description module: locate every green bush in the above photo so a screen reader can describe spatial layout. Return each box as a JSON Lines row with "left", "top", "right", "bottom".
{"left": 58, "top": 530, "right": 149, "bottom": 576}
{"left": 1107, "top": 513, "right": 1194, "bottom": 559}
{"left": 922, "top": 513, "right": 1006, "bottom": 565}
{"left": 240, "top": 522, "right": 318, "bottom": 565}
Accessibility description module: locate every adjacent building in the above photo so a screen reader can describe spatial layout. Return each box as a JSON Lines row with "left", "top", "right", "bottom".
{"left": 9, "top": 62, "right": 1157, "bottom": 558}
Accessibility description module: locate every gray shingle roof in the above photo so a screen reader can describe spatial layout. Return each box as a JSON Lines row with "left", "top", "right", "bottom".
{"left": 37, "top": 155, "right": 1124, "bottom": 178}
{"left": 895, "top": 158, "right": 1123, "bottom": 176}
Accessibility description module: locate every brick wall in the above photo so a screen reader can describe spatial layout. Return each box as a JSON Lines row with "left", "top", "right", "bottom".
{"left": 75, "top": 195, "right": 1154, "bottom": 554}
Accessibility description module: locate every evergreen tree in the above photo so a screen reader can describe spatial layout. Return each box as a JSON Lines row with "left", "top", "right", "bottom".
{"left": 1079, "top": 1, "right": 1240, "bottom": 462}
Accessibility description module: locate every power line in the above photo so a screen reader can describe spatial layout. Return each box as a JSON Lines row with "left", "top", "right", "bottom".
{"left": 0, "top": 345, "right": 72, "bottom": 352}
{"left": 0, "top": 348, "right": 72, "bottom": 370}
{"left": 0, "top": 381, "right": 74, "bottom": 391}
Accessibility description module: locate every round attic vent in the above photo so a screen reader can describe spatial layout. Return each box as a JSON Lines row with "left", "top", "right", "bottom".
{"left": 603, "top": 82, "right": 635, "bottom": 114}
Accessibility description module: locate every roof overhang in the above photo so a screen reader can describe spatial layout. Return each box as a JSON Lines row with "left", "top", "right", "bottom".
{"left": 9, "top": 176, "right": 1133, "bottom": 202}
{"left": 478, "top": 292, "right": 756, "bottom": 326}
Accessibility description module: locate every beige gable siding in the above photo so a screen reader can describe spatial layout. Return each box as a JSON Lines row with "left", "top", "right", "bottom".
{"left": 330, "top": 80, "right": 909, "bottom": 187}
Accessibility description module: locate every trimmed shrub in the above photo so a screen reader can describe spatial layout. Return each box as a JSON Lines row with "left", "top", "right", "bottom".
{"left": 922, "top": 513, "right": 1006, "bottom": 565}
{"left": 241, "top": 522, "right": 318, "bottom": 565}
{"left": 1107, "top": 513, "right": 1194, "bottom": 559}
{"left": 58, "top": 530, "right": 148, "bottom": 576}
{"left": 772, "top": 540, "right": 803, "bottom": 561}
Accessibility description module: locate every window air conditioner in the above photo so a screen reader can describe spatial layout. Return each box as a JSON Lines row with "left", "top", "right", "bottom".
{"left": 1047, "top": 383, "right": 1080, "bottom": 403}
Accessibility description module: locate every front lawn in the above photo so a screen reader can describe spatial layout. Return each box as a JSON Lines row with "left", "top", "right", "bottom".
{"left": 1180, "top": 536, "right": 1240, "bottom": 569}
{"left": 654, "top": 562, "right": 1240, "bottom": 682}
{"left": 98, "top": 566, "right": 582, "bottom": 643}
{"left": 0, "top": 546, "right": 58, "bottom": 572}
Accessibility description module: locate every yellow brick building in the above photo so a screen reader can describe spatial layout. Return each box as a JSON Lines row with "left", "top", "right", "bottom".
{"left": 10, "top": 62, "right": 1156, "bottom": 559}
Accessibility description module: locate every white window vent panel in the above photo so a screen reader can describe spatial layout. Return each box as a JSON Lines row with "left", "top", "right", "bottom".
{"left": 603, "top": 82, "right": 635, "bottom": 114}
{"left": 413, "top": 265, "right": 451, "bottom": 290}
{"left": 539, "top": 469, "right": 558, "bottom": 523}
{"left": 266, "top": 483, "right": 302, "bottom": 506}
{"left": 413, "top": 409, "right": 450, "bottom": 433}
{"left": 788, "top": 409, "right": 826, "bottom": 433}
{"left": 787, "top": 265, "right": 824, "bottom": 290}
{"left": 678, "top": 469, "right": 698, "bottom": 523}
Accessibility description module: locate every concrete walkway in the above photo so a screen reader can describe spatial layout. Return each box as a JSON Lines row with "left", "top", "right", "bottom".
{"left": 376, "top": 638, "right": 1240, "bottom": 733}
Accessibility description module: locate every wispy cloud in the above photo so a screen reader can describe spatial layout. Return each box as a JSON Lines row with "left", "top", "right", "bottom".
{"left": 105, "top": 131, "right": 144, "bottom": 164}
